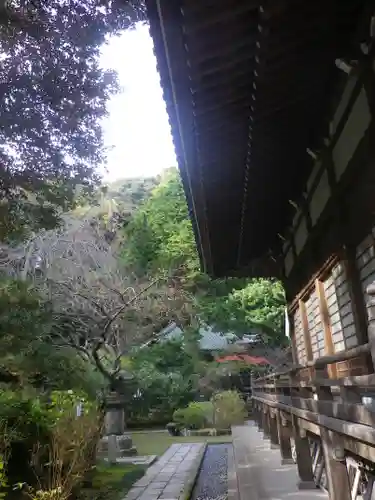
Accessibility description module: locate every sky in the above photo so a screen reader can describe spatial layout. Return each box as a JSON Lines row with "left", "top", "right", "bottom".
{"left": 100, "top": 23, "right": 177, "bottom": 182}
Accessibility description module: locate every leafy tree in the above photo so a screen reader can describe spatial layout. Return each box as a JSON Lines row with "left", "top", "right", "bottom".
{"left": 123, "top": 167, "right": 199, "bottom": 279}
{"left": 130, "top": 339, "right": 196, "bottom": 379}
{"left": 128, "top": 363, "right": 195, "bottom": 423}
{"left": 125, "top": 339, "right": 201, "bottom": 423}
{"left": 0, "top": 278, "right": 105, "bottom": 396}
{"left": 198, "top": 279, "right": 286, "bottom": 343}
{"left": 0, "top": 0, "right": 144, "bottom": 241}
{"left": 123, "top": 169, "right": 286, "bottom": 344}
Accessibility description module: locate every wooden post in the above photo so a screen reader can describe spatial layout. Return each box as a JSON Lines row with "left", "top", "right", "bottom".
{"left": 276, "top": 411, "right": 294, "bottom": 465}
{"left": 291, "top": 414, "right": 316, "bottom": 490}
{"left": 254, "top": 402, "right": 262, "bottom": 430}
{"left": 315, "top": 367, "right": 351, "bottom": 500}
{"left": 262, "top": 407, "right": 270, "bottom": 440}
{"left": 269, "top": 411, "right": 279, "bottom": 449}
{"left": 316, "top": 279, "right": 337, "bottom": 377}
{"left": 289, "top": 374, "right": 316, "bottom": 490}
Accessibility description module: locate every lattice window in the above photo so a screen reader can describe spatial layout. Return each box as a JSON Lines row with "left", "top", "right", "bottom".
{"left": 293, "top": 307, "right": 306, "bottom": 364}
{"left": 356, "top": 233, "right": 375, "bottom": 296}
{"left": 323, "top": 262, "right": 356, "bottom": 353}
{"left": 306, "top": 290, "right": 324, "bottom": 359}
{"left": 332, "top": 263, "right": 357, "bottom": 349}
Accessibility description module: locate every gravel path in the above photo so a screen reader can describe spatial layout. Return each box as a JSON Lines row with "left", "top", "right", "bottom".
{"left": 191, "top": 443, "right": 230, "bottom": 500}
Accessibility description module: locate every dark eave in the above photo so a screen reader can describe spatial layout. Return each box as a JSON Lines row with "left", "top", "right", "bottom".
{"left": 147, "top": 0, "right": 367, "bottom": 277}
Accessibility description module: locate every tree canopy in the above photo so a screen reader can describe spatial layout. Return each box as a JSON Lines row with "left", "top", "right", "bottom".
{"left": 0, "top": 0, "right": 144, "bottom": 241}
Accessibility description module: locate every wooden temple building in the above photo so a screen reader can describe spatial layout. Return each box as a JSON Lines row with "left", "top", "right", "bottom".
{"left": 146, "top": 0, "right": 375, "bottom": 498}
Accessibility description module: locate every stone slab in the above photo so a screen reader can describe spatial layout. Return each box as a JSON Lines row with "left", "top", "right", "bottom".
{"left": 123, "top": 443, "right": 206, "bottom": 500}
{"left": 105, "top": 455, "right": 157, "bottom": 466}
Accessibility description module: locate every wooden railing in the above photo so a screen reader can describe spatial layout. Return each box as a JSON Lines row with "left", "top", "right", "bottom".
{"left": 251, "top": 287, "right": 375, "bottom": 500}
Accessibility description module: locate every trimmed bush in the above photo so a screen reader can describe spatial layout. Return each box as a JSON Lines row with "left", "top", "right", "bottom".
{"left": 173, "top": 403, "right": 207, "bottom": 430}
{"left": 211, "top": 390, "right": 247, "bottom": 430}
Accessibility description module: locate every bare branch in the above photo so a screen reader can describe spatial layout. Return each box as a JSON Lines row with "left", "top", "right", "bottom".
{"left": 0, "top": 215, "right": 193, "bottom": 385}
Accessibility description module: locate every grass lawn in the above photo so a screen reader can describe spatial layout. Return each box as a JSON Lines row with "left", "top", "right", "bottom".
{"left": 131, "top": 431, "right": 232, "bottom": 456}
{"left": 79, "top": 463, "right": 146, "bottom": 500}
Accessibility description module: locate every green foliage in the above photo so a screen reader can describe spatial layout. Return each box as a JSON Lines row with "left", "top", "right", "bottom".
{"left": 0, "top": 278, "right": 106, "bottom": 396}
{"left": 198, "top": 278, "right": 286, "bottom": 342}
{"left": 0, "top": 279, "right": 50, "bottom": 358}
{"left": 123, "top": 168, "right": 286, "bottom": 343}
{"left": 172, "top": 401, "right": 216, "bottom": 430}
{"left": 125, "top": 339, "right": 201, "bottom": 425}
{"left": 0, "top": 458, "right": 7, "bottom": 500}
{"left": 0, "top": 1, "right": 145, "bottom": 241}
{"left": 24, "top": 346, "right": 106, "bottom": 398}
{"left": 129, "top": 363, "right": 195, "bottom": 424}
{"left": 80, "top": 463, "right": 145, "bottom": 500}
{"left": 47, "top": 390, "right": 97, "bottom": 422}
{"left": 123, "top": 168, "right": 199, "bottom": 277}
{"left": 130, "top": 340, "right": 196, "bottom": 379}
{"left": 173, "top": 403, "right": 207, "bottom": 430}
{"left": 211, "top": 391, "right": 247, "bottom": 429}
{"left": 0, "top": 389, "right": 51, "bottom": 441}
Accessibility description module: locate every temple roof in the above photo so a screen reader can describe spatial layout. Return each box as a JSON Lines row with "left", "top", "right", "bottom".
{"left": 147, "top": 0, "right": 367, "bottom": 276}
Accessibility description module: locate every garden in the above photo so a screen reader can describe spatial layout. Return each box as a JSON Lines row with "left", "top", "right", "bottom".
{"left": 0, "top": 3, "right": 287, "bottom": 499}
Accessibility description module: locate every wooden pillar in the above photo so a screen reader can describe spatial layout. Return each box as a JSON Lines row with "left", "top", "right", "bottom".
{"left": 291, "top": 415, "right": 316, "bottom": 490}
{"left": 253, "top": 402, "right": 258, "bottom": 425}
{"left": 254, "top": 403, "right": 262, "bottom": 430}
{"left": 276, "top": 411, "right": 294, "bottom": 465}
{"left": 290, "top": 374, "right": 315, "bottom": 489}
{"left": 269, "top": 411, "right": 279, "bottom": 449}
{"left": 262, "top": 407, "right": 270, "bottom": 440}
{"left": 315, "top": 367, "right": 351, "bottom": 500}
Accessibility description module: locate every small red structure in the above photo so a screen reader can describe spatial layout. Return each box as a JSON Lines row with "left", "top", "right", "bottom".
{"left": 216, "top": 354, "right": 270, "bottom": 366}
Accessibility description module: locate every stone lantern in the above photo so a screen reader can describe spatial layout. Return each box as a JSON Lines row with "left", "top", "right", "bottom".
{"left": 97, "top": 374, "right": 137, "bottom": 462}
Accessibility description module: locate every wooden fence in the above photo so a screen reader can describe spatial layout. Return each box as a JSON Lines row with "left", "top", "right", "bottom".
{"left": 251, "top": 283, "right": 375, "bottom": 500}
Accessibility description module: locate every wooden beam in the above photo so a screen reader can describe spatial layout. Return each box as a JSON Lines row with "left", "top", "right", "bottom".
{"left": 315, "top": 279, "right": 337, "bottom": 377}
{"left": 314, "top": 367, "right": 351, "bottom": 500}
{"left": 253, "top": 394, "right": 375, "bottom": 449}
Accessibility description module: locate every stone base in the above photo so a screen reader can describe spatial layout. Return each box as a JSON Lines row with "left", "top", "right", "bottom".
{"left": 297, "top": 480, "right": 318, "bottom": 490}
{"left": 270, "top": 443, "right": 279, "bottom": 450}
{"left": 97, "top": 434, "right": 137, "bottom": 460}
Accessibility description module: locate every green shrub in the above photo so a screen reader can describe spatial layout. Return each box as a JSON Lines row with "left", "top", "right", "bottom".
{"left": 0, "top": 457, "right": 7, "bottom": 500}
{"left": 173, "top": 402, "right": 208, "bottom": 430}
{"left": 211, "top": 391, "right": 247, "bottom": 430}
{"left": 191, "top": 401, "right": 214, "bottom": 425}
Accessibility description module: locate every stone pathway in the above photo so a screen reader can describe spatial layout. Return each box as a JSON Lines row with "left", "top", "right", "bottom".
{"left": 232, "top": 423, "right": 327, "bottom": 500}
{"left": 124, "top": 443, "right": 205, "bottom": 500}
